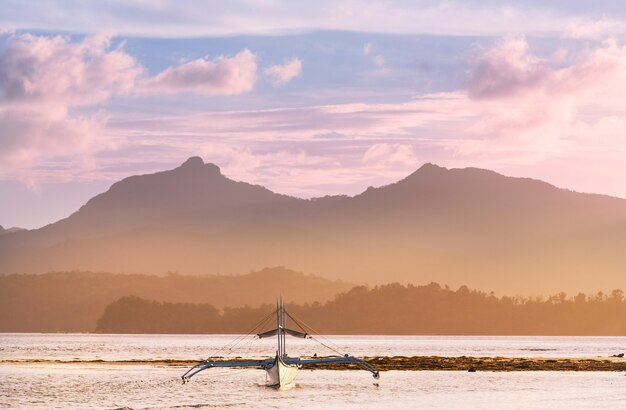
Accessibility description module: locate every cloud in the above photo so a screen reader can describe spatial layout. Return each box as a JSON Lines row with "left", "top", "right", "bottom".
{"left": 313, "top": 132, "right": 350, "bottom": 139}
{"left": 0, "top": 32, "right": 141, "bottom": 184}
{"left": 0, "top": 32, "right": 261, "bottom": 185}
{"left": 101, "top": 95, "right": 463, "bottom": 197}
{"left": 2, "top": 1, "right": 623, "bottom": 38}
{"left": 362, "top": 143, "right": 417, "bottom": 168}
{"left": 263, "top": 57, "right": 302, "bottom": 86}
{"left": 457, "top": 36, "right": 626, "bottom": 170}
{"left": 0, "top": 108, "right": 107, "bottom": 187}
{"left": 3, "top": 29, "right": 626, "bottom": 201}
{"left": 467, "top": 36, "right": 626, "bottom": 103}
{"left": 189, "top": 142, "right": 354, "bottom": 198}
{"left": 0, "top": 32, "right": 139, "bottom": 106}
{"left": 104, "top": 36, "right": 626, "bottom": 199}
{"left": 360, "top": 42, "right": 387, "bottom": 73}
{"left": 108, "top": 96, "right": 465, "bottom": 142}
{"left": 141, "top": 50, "right": 257, "bottom": 95}
{"left": 466, "top": 37, "right": 549, "bottom": 100}
{"left": 564, "top": 18, "right": 626, "bottom": 39}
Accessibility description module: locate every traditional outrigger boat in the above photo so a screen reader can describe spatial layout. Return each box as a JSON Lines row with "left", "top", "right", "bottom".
{"left": 182, "top": 297, "right": 379, "bottom": 388}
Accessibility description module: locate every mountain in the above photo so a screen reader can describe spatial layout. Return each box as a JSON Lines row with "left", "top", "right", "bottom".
{"left": 1, "top": 157, "right": 625, "bottom": 295}
{"left": 0, "top": 156, "right": 300, "bottom": 248}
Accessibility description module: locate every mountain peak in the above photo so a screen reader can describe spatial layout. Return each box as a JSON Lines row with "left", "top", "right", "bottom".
{"left": 180, "top": 156, "right": 205, "bottom": 168}
{"left": 178, "top": 156, "right": 221, "bottom": 175}
{"left": 415, "top": 163, "right": 448, "bottom": 173}
{"left": 405, "top": 163, "right": 503, "bottom": 182}
{"left": 419, "top": 162, "right": 446, "bottom": 170}
{"left": 400, "top": 162, "right": 447, "bottom": 182}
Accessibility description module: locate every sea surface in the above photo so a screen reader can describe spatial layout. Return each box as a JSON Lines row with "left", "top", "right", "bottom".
{"left": 1, "top": 334, "right": 625, "bottom": 409}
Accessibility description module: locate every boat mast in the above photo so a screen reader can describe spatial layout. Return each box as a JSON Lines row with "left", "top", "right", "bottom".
{"left": 281, "top": 297, "right": 286, "bottom": 357}
{"left": 276, "top": 298, "right": 281, "bottom": 357}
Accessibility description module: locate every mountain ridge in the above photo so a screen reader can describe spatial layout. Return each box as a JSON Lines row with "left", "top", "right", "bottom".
{"left": 1, "top": 157, "right": 625, "bottom": 295}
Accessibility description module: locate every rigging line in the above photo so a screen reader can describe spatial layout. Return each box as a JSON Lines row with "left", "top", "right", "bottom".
{"left": 284, "top": 311, "right": 325, "bottom": 338}
{"left": 218, "top": 312, "right": 275, "bottom": 357}
{"left": 205, "top": 309, "right": 275, "bottom": 359}
{"left": 236, "top": 331, "right": 264, "bottom": 352}
{"left": 308, "top": 335, "right": 344, "bottom": 356}
{"left": 206, "top": 333, "right": 251, "bottom": 360}
{"left": 223, "top": 309, "right": 276, "bottom": 353}
{"left": 286, "top": 312, "right": 345, "bottom": 354}
{"left": 286, "top": 315, "right": 345, "bottom": 357}
{"left": 304, "top": 330, "right": 345, "bottom": 356}
{"left": 229, "top": 314, "right": 272, "bottom": 347}
{"left": 284, "top": 311, "right": 308, "bottom": 334}
{"left": 221, "top": 323, "right": 268, "bottom": 357}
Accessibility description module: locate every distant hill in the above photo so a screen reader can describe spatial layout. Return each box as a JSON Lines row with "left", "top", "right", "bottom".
{"left": 95, "top": 283, "right": 626, "bottom": 335}
{"left": 0, "top": 267, "right": 350, "bottom": 332}
{"left": 1, "top": 157, "right": 625, "bottom": 294}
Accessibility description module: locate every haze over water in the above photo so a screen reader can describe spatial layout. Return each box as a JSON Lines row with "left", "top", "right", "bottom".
{"left": 2, "top": 334, "right": 626, "bottom": 361}
{"left": 2, "top": 334, "right": 625, "bottom": 409}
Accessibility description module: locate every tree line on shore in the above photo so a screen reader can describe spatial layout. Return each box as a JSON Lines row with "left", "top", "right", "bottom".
{"left": 96, "top": 282, "right": 626, "bottom": 335}
{"left": 0, "top": 269, "right": 347, "bottom": 332}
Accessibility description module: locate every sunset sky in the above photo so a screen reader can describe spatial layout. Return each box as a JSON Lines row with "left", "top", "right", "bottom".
{"left": 2, "top": 1, "right": 626, "bottom": 228}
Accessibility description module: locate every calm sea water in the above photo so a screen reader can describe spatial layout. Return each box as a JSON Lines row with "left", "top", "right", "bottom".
{"left": 1, "top": 334, "right": 625, "bottom": 409}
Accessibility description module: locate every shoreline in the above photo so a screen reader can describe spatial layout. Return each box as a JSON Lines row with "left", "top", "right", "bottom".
{"left": 3, "top": 356, "right": 624, "bottom": 371}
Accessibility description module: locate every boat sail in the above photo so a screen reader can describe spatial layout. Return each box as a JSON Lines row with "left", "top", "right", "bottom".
{"left": 182, "top": 297, "right": 379, "bottom": 388}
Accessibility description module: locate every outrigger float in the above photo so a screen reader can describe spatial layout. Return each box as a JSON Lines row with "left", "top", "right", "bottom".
{"left": 182, "top": 297, "right": 379, "bottom": 388}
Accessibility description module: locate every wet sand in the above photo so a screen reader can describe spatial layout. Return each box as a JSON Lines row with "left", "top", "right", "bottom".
{"left": 3, "top": 356, "right": 625, "bottom": 371}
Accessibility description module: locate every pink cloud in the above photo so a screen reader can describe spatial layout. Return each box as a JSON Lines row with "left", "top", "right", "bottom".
{"left": 108, "top": 95, "right": 466, "bottom": 142}
{"left": 102, "top": 95, "right": 464, "bottom": 197}
{"left": 564, "top": 18, "right": 625, "bottom": 39}
{"left": 0, "top": 32, "right": 141, "bottom": 184}
{"left": 0, "top": 33, "right": 258, "bottom": 184}
{"left": 263, "top": 57, "right": 302, "bottom": 86}
{"left": 0, "top": 107, "right": 106, "bottom": 187}
{"left": 3, "top": 31, "right": 626, "bottom": 202}
{"left": 362, "top": 143, "right": 417, "bottom": 168}
{"left": 449, "top": 36, "right": 626, "bottom": 189}
{"left": 105, "top": 37, "right": 626, "bottom": 199}
{"left": 463, "top": 37, "right": 626, "bottom": 144}
{"left": 142, "top": 50, "right": 257, "bottom": 95}
{"left": 467, "top": 37, "right": 626, "bottom": 103}
{"left": 466, "top": 37, "right": 551, "bottom": 100}
{"left": 0, "top": 32, "right": 140, "bottom": 106}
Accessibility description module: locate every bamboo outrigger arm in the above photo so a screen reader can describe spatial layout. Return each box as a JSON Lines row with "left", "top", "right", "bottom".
{"left": 291, "top": 355, "right": 380, "bottom": 379}
{"left": 181, "top": 358, "right": 275, "bottom": 383}
{"left": 181, "top": 354, "right": 379, "bottom": 384}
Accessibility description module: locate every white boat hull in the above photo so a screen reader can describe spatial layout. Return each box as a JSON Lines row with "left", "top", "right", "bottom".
{"left": 266, "top": 356, "right": 298, "bottom": 388}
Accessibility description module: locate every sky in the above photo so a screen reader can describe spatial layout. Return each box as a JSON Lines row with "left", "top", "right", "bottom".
{"left": 2, "top": 1, "right": 626, "bottom": 229}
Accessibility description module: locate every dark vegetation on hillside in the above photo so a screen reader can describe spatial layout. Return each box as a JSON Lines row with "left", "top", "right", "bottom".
{"left": 96, "top": 283, "right": 626, "bottom": 335}
{"left": 0, "top": 268, "right": 348, "bottom": 332}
